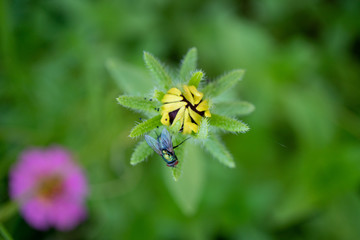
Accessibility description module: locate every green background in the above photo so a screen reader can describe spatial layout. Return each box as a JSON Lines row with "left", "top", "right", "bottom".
{"left": 1, "top": 0, "right": 360, "bottom": 239}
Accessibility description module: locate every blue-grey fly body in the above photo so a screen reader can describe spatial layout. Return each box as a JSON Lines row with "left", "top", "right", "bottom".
{"left": 145, "top": 128, "right": 188, "bottom": 167}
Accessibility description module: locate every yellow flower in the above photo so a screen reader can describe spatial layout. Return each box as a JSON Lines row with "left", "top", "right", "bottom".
{"left": 161, "top": 85, "right": 211, "bottom": 134}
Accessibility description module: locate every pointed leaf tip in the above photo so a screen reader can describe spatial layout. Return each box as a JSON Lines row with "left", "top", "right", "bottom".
{"left": 204, "top": 135, "right": 235, "bottom": 168}
{"left": 188, "top": 71, "right": 204, "bottom": 88}
{"left": 130, "top": 140, "right": 154, "bottom": 165}
{"left": 203, "top": 69, "right": 245, "bottom": 98}
{"left": 172, "top": 162, "right": 182, "bottom": 181}
{"left": 180, "top": 48, "right": 198, "bottom": 83}
{"left": 143, "top": 51, "right": 172, "bottom": 89}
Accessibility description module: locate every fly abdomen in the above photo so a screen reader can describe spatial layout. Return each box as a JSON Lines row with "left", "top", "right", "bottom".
{"left": 166, "top": 159, "right": 178, "bottom": 167}
{"left": 161, "top": 149, "right": 178, "bottom": 167}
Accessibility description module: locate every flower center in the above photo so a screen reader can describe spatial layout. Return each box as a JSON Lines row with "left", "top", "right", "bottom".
{"left": 161, "top": 85, "right": 211, "bottom": 134}
{"left": 37, "top": 175, "right": 64, "bottom": 201}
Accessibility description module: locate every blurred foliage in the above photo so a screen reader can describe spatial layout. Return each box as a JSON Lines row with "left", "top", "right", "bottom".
{"left": 1, "top": 0, "right": 360, "bottom": 239}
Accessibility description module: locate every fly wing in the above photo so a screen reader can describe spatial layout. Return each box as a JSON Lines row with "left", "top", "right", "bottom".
{"left": 160, "top": 128, "right": 174, "bottom": 152}
{"left": 145, "top": 135, "right": 162, "bottom": 156}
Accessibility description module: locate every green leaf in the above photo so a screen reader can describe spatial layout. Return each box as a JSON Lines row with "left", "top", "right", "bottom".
{"left": 210, "top": 114, "right": 249, "bottom": 133}
{"left": 106, "top": 58, "right": 152, "bottom": 94}
{"left": 214, "top": 101, "right": 255, "bottom": 116}
{"left": 116, "top": 95, "right": 161, "bottom": 115}
{"left": 179, "top": 47, "right": 198, "bottom": 82}
{"left": 129, "top": 115, "right": 162, "bottom": 138}
{"left": 164, "top": 141, "right": 186, "bottom": 181}
{"left": 130, "top": 140, "right": 154, "bottom": 165}
{"left": 0, "top": 201, "right": 18, "bottom": 223}
{"left": 0, "top": 223, "right": 14, "bottom": 240}
{"left": 171, "top": 155, "right": 183, "bottom": 181}
{"left": 154, "top": 89, "right": 165, "bottom": 101}
{"left": 169, "top": 120, "right": 182, "bottom": 134}
{"left": 196, "top": 118, "right": 209, "bottom": 139}
{"left": 203, "top": 69, "right": 245, "bottom": 98}
{"left": 163, "top": 142, "right": 205, "bottom": 215}
{"left": 204, "top": 135, "right": 235, "bottom": 168}
{"left": 143, "top": 51, "right": 172, "bottom": 90}
{"left": 188, "top": 71, "right": 204, "bottom": 88}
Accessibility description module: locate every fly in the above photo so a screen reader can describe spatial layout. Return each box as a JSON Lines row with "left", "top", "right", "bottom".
{"left": 145, "top": 128, "right": 188, "bottom": 167}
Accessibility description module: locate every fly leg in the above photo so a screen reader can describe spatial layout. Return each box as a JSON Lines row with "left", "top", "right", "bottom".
{"left": 173, "top": 137, "right": 191, "bottom": 149}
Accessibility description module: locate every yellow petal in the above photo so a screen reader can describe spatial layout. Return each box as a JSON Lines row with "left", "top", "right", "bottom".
{"left": 161, "top": 101, "right": 187, "bottom": 113}
{"left": 172, "top": 106, "right": 185, "bottom": 126}
{"left": 183, "top": 108, "right": 199, "bottom": 134}
{"left": 196, "top": 100, "right": 209, "bottom": 112}
{"left": 183, "top": 108, "right": 190, "bottom": 134}
{"left": 204, "top": 110, "right": 211, "bottom": 117}
{"left": 188, "top": 86, "right": 204, "bottom": 104}
{"left": 161, "top": 113, "right": 170, "bottom": 126}
{"left": 188, "top": 85, "right": 202, "bottom": 96}
{"left": 182, "top": 85, "right": 194, "bottom": 106}
{"left": 189, "top": 122, "right": 199, "bottom": 133}
{"left": 183, "top": 110, "right": 191, "bottom": 134}
{"left": 167, "top": 88, "right": 182, "bottom": 96}
{"left": 161, "top": 94, "right": 183, "bottom": 103}
{"left": 184, "top": 107, "right": 190, "bottom": 123}
{"left": 183, "top": 121, "right": 198, "bottom": 134}
{"left": 183, "top": 121, "right": 191, "bottom": 134}
{"left": 188, "top": 108, "right": 202, "bottom": 125}
{"left": 183, "top": 124, "right": 192, "bottom": 134}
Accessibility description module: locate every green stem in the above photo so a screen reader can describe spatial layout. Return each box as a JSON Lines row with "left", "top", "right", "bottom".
{"left": 0, "top": 201, "right": 18, "bottom": 223}
{"left": 0, "top": 224, "right": 13, "bottom": 240}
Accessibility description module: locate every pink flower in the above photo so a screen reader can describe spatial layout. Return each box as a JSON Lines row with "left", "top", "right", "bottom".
{"left": 9, "top": 146, "right": 88, "bottom": 231}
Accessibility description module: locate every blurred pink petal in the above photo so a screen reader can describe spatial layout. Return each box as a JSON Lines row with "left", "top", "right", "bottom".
{"left": 50, "top": 199, "right": 87, "bottom": 231}
{"left": 22, "top": 199, "right": 50, "bottom": 231}
{"left": 9, "top": 146, "right": 88, "bottom": 231}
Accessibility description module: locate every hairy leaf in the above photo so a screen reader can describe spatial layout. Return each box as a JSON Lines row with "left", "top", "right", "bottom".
{"left": 179, "top": 47, "right": 198, "bottom": 82}
{"left": 204, "top": 135, "right": 235, "bottom": 168}
{"left": 196, "top": 118, "right": 209, "bottom": 139}
{"left": 129, "top": 115, "right": 162, "bottom": 138}
{"left": 143, "top": 52, "right": 172, "bottom": 90}
{"left": 203, "top": 69, "right": 245, "bottom": 98}
{"left": 214, "top": 101, "right": 255, "bottom": 116}
{"left": 130, "top": 140, "right": 154, "bottom": 165}
{"left": 170, "top": 119, "right": 183, "bottom": 134}
{"left": 210, "top": 114, "right": 249, "bottom": 133}
{"left": 154, "top": 89, "right": 165, "bottom": 101}
{"left": 188, "top": 71, "right": 204, "bottom": 88}
{"left": 116, "top": 95, "right": 161, "bottom": 115}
